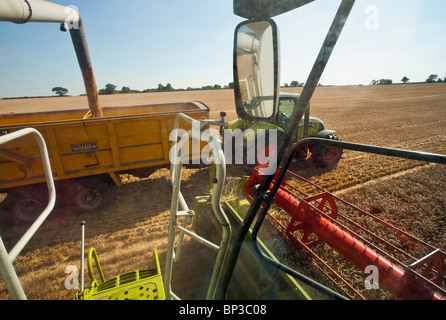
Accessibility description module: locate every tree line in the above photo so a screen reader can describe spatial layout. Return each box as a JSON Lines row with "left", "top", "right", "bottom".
{"left": 97, "top": 82, "right": 234, "bottom": 95}
{"left": 370, "top": 74, "right": 446, "bottom": 85}
{"left": 49, "top": 82, "right": 234, "bottom": 97}
{"left": 47, "top": 74, "right": 444, "bottom": 97}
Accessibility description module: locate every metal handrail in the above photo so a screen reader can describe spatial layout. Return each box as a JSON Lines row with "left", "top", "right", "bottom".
{"left": 0, "top": 128, "right": 56, "bottom": 300}
{"left": 164, "top": 113, "right": 231, "bottom": 300}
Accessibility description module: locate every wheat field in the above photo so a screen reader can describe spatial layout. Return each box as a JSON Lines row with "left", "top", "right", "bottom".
{"left": 0, "top": 83, "right": 445, "bottom": 300}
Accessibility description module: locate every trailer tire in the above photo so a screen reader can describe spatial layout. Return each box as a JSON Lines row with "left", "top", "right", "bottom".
{"left": 2, "top": 186, "right": 49, "bottom": 225}
{"left": 69, "top": 177, "right": 112, "bottom": 212}
{"left": 13, "top": 197, "right": 45, "bottom": 224}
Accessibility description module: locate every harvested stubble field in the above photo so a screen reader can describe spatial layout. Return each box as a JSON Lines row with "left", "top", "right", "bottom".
{"left": 0, "top": 83, "right": 445, "bottom": 300}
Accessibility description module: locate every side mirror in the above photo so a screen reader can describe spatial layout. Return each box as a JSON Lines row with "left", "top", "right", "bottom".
{"left": 233, "top": 19, "right": 279, "bottom": 123}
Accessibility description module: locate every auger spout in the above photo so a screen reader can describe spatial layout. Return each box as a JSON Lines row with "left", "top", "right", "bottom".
{"left": 0, "top": 0, "right": 102, "bottom": 117}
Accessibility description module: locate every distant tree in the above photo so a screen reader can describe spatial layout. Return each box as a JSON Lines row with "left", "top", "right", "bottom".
{"left": 99, "top": 83, "right": 117, "bottom": 95}
{"left": 378, "top": 79, "right": 393, "bottom": 85}
{"left": 290, "top": 80, "right": 303, "bottom": 87}
{"left": 121, "top": 86, "right": 130, "bottom": 93}
{"left": 371, "top": 79, "right": 393, "bottom": 85}
{"left": 228, "top": 82, "right": 234, "bottom": 89}
{"left": 401, "top": 76, "right": 410, "bottom": 84}
{"left": 426, "top": 74, "right": 438, "bottom": 83}
{"left": 52, "top": 87, "right": 68, "bottom": 96}
{"left": 164, "top": 83, "right": 174, "bottom": 91}
{"left": 105, "top": 83, "right": 117, "bottom": 94}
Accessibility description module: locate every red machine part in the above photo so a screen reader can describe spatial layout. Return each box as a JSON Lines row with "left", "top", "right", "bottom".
{"left": 243, "top": 168, "right": 445, "bottom": 300}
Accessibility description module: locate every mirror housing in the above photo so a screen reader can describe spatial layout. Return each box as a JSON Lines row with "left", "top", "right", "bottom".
{"left": 233, "top": 19, "right": 280, "bottom": 123}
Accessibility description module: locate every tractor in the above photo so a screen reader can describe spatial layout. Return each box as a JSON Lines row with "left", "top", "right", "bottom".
{"left": 227, "top": 92, "right": 343, "bottom": 172}
{"left": 224, "top": 11, "right": 343, "bottom": 174}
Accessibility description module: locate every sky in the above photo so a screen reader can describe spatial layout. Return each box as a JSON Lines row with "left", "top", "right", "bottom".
{"left": 0, "top": 0, "right": 445, "bottom": 98}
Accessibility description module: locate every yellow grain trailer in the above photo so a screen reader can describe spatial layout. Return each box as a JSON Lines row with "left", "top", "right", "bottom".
{"left": 0, "top": 102, "right": 209, "bottom": 223}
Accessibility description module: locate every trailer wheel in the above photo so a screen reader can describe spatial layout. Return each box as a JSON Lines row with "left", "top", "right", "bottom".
{"left": 70, "top": 177, "right": 111, "bottom": 212}
{"left": 74, "top": 186, "right": 102, "bottom": 211}
{"left": 2, "top": 186, "right": 49, "bottom": 225}
{"left": 13, "top": 198, "right": 45, "bottom": 223}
